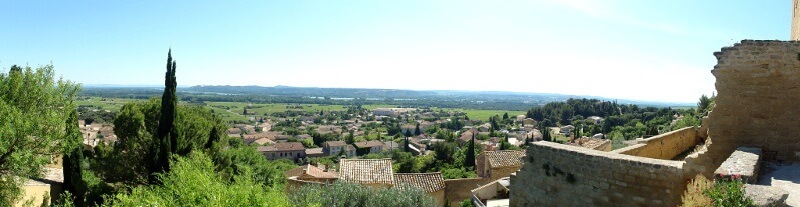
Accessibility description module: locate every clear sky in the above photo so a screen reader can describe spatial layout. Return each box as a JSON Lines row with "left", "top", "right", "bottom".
{"left": 0, "top": 0, "right": 791, "bottom": 103}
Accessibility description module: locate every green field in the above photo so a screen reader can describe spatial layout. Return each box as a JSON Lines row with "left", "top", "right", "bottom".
{"left": 461, "top": 109, "right": 525, "bottom": 122}
{"left": 75, "top": 97, "right": 137, "bottom": 112}
{"left": 75, "top": 96, "right": 528, "bottom": 123}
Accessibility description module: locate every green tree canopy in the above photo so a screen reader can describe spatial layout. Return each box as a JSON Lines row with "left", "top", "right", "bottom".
{"left": 0, "top": 64, "right": 80, "bottom": 205}
{"left": 104, "top": 98, "right": 226, "bottom": 185}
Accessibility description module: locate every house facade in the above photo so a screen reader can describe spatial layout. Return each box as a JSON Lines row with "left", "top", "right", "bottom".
{"left": 258, "top": 142, "right": 306, "bottom": 161}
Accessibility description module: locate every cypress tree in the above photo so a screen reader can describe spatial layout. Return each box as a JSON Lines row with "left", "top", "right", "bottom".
{"left": 404, "top": 136, "right": 411, "bottom": 152}
{"left": 153, "top": 49, "right": 178, "bottom": 181}
{"left": 525, "top": 134, "right": 531, "bottom": 146}
{"left": 414, "top": 123, "right": 421, "bottom": 136}
{"left": 62, "top": 109, "right": 85, "bottom": 206}
{"left": 465, "top": 132, "right": 476, "bottom": 168}
{"left": 205, "top": 126, "right": 220, "bottom": 149}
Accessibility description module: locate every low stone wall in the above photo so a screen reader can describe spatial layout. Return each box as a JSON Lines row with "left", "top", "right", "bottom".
{"left": 443, "top": 177, "right": 491, "bottom": 207}
{"left": 285, "top": 177, "right": 327, "bottom": 192}
{"left": 510, "top": 142, "right": 689, "bottom": 207}
{"left": 612, "top": 127, "right": 700, "bottom": 160}
{"left": 714, "top": 147, "right": 762, "bottom": 183}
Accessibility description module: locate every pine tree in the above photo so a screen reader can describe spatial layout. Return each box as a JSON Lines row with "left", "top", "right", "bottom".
{"left": 405, "top": 128, "right": 413, "bottom": 138}
{"left": 414, "top": 123, "right": 421, "bottom": 136}
{"left": 62, "top": 109, "right": 85, "bottom": 206}
{"left": 503, "top": 112, "right": 509, "bottom": 120}
{"left": 465, "top": 132, "right": 476, "bottom": 168}
{"left": 243, "top": 107, "right": 248, "bottom": 115}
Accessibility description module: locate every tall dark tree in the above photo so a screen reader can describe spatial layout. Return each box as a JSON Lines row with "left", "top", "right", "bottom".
{"left": 205, "top": 126, "right": 220, "bottom": 149}
{"left": 502, "top": 112, "right": 509, "bottom": 120}
{"left": 62, "top": 109, "right": 85, "bottom": 206}
{"left": 542, "top": 127, "right": 551, "bottom": 142}
{"left": 404, "top": 136, "right": 411, "bottom": 152}
{"left": 465, "top": 132, "right": 476, "bottom": 168}
{"left": 414, "top": 123, "right": 421, "bottom": 136}
{"left": 525, "top": 134, "right": 531, "bottom": 146}
{"left": 404, "top": 128, "right": 413, "bottom": 138}
{"left": 153, "top": 49, "right": 178, "bottom": 181}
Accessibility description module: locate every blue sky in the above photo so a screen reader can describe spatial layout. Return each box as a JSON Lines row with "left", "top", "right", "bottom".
{"left": 0, "top": 0, "right": 790, "bottom": 103}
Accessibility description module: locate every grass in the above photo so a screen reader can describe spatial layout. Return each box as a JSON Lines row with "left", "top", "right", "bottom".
{"left": 461, "top": 109, "right": 525, "bottom": 122}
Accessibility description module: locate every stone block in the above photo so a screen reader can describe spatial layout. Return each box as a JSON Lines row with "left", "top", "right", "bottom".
{"left": 743, "top": 184, "right": 789, "bottom": 207}
{"left": 714, "top": 147, "right": 762, "bottom": 183}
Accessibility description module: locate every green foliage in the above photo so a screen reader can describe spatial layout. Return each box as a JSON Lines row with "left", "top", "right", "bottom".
{"left": 465, "top": 134, "right": 476, "bottom": 168}
{"left": 103, "top": 151, "right": 290, "bottom": 207}
{"left": 459, "top": 199, "right": 475, "bottom": 207}
{"left": 288, "top": 181, "right": 436, "bottom": 207}
{"left": 441, "top": 167, "right": 476, "bottom": 179}
{"left": 63, "top": 109, "right": 87, "bottom": 206}
{"left": 209, "top": 138, "right": 297, "bottom": 187}
{"left": 101, "top": 98, "right": 226, "bottom": 185}
{"left": 704, "top": 178, "right": 755, "bottom": 207}
{"left": 0, "top": 64, "right": 80, "bottom": 205}
{"left": 697, "top": 94, "right": 714, "bottom": 116}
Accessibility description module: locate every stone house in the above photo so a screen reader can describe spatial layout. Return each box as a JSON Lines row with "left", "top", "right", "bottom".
{"left": 258, "top": 142, "right": 306, "bottom": 161}
{"left": 354, "top": 140, "right": 384, "bottom": 155}
{"left": 476, "top": 150, "right": 525, "bottom": 180}
{"left": 322, "top": 141, "right": 356, "bottom": 157}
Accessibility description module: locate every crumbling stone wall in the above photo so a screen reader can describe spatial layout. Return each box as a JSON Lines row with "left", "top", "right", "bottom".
{"left": 510, "top": 142, "right": 688, "bottom": 207}
{"left": 707, "top": 40, "right": 800, "bottom": 163}
{"left": 612, "top": 127, "right": 700, "bottom": 160}
{"left": 443, "top": 177, "right": 491, "bottom": 207}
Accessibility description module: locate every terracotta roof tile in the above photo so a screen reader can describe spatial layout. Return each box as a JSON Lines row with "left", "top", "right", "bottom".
{"left": 394, "top": 172, "right": 445, "bottom": 193}
{"left": 354, "top": 140, "right": 383, "bottom": 148}
{"left": 325, "top": 141, "right": 348, "bottom": 147}
{"left": 485, "top": 150, "right": 525, "bottom": 168}
{"left": 338, "top": 158, "right": 394, "bottom": 185}
{"left": 258, "top": 142, "right": 305, "bottom": 152}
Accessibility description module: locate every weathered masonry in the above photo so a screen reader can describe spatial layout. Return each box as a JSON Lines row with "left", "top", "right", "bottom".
{"left": 511, "top": 40, "right": 800, "bottom": 206}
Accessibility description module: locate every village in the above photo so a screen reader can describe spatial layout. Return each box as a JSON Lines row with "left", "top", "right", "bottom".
{"left": 74, "top": 105, "right": 615, "bottom": 206}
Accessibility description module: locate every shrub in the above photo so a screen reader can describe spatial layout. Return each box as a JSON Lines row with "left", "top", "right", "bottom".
{"left": 680, "top": 174, "right": 755, "bottom": 207}
{"left": 705, "top": 177, "right": 754, "bottom": 207}
{"left": 288, "top": 181, "right": 436, "bottom": 207}
{"left": 102, "top": 152, "right": 290, "bottom": 207}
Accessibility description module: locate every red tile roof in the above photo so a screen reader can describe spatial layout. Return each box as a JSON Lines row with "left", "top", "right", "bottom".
{"left": 394, "top": 172, "right": 445, "bottom": 193}
{"left": 338, "top": 158, "right": 394, "bottom": 185}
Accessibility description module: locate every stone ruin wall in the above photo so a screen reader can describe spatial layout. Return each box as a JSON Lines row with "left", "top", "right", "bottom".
{"left": 705, "top": 40, "right": 800, "bottom": 164}
{"left": 611, "top": 127, "right": 700, "bottom": 160}
{"left": 510, "top": 142, "right": 688, "bottom": 207}
{"left": 793, "top": 0, "right": 800, "bottom": 40}
{"left": 443, "top": 177, "right": 492, "bottom": 207}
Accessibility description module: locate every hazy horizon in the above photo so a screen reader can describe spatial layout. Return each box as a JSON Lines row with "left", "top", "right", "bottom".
{"left": 0, "top": 0, "right": 790, "bottom": 103}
